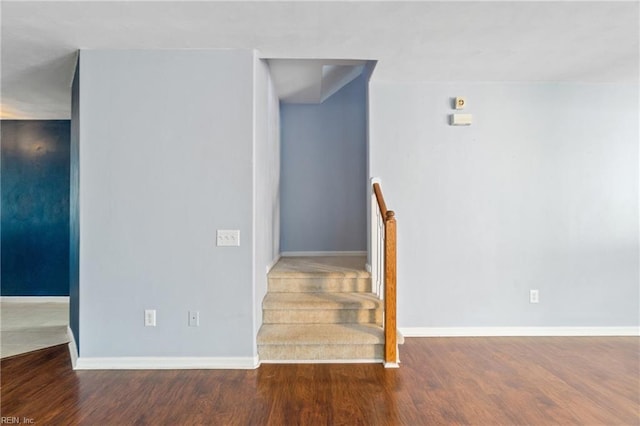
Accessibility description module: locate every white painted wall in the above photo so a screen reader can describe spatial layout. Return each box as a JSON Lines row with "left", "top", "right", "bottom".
{"left": 78, "top": 50, "right": 256, "bottom": 358}
{"left": 370, "top": 82, "right": 639, "bottom": 328}
{"left": 252, "top": 58, "right": 281, "bottom": 355}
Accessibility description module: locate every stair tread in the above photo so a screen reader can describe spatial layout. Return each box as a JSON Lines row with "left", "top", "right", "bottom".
{"left": 269, "top": 256, "right": 370, "bottom": 278}
{"left": 268, "top": 276, "right": 371, "bottom": 293}
{"left": 257, "top": 323, "right": 384, "bottom": 345}
{"left": 263, "top": 292, "right": 382, "bottom": 310}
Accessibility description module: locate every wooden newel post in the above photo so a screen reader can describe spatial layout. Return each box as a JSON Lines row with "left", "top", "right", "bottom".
{"left": 384, "top": 210, "right": 397, "bottom": 365}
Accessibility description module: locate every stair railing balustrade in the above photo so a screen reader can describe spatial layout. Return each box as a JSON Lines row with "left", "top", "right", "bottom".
{"left": 371, "top": 180, "right": 397, "bottom": 367}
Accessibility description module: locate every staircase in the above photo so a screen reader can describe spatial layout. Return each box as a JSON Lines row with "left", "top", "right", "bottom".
{"left": 257, "top": 256, "right": 402, "bottom": 363}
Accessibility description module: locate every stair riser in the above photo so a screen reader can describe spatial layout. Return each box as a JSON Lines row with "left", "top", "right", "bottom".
{"left": 258, "top": 344, "right": 383, "bottom": 361}
{"left": 263, "top": 309, "right": 382, "bottom": 325}
{"left": 268, "top": 278, "right": 371, "bottom": 293}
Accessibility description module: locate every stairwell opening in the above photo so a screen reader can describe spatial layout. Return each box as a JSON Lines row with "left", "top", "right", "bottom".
{"left": 268, "top": 59, "right": 376, "bottom": 256}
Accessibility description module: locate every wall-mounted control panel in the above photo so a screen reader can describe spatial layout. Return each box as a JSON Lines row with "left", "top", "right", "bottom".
{"left": 450, "top": 113, "right": 473, "bottom": 126}
{"left": 450, "top": 96, "right": 472, "bottom": 126}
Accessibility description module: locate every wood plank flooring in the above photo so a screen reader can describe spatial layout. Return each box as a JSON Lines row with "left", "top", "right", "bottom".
{"left": 1, "top": 337, "right": 638, "bottom": 425}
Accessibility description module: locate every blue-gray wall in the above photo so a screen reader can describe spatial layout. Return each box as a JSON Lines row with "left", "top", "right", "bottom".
{"left": 77, "top": 49, "right": 259, "bottom": 359}
{"left": 370, "top": 82, "right": 639, "bottom": 328}
{"left": 1, "top": 120, "right": 70, "bottom": 296}
{"left": 280, "top": 74, "right": 367, "bottom": 252}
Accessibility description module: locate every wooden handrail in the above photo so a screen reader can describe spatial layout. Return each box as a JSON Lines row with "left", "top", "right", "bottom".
{"left": 373, "top": 183, "right": 388, "bottom": 217}
{"left": 373, "top": 182, "right": 397, "bottom": 366}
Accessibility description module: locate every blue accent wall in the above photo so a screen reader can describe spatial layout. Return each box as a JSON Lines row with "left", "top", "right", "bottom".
{"left": 280, "top": 74, "right": 368, "bottom": 252}
{"left": 1, "top": 120, "right": 70, "bottom": 296}
{"left": 70, "top": 61, "right": 80, "bottom": 348}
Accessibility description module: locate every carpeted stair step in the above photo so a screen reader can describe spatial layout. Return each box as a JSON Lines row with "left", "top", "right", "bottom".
{"left": 268, "top": 256, "right": 372, "bottom": 293}
{"left": 268, "top": 277, "right": 372, "bottom": 293}
{"left": 257, "top": 323, "right": 384, "bottom": 361}
{"left": 262, "top": 292, "right": 382, "bottom": 324}
{"left": 268, "top": 256, "right": 371, "bottom": 277}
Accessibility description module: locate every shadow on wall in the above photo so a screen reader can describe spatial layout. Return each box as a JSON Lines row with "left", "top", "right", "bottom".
{"left": 1, "top": 120, "right": 70, "bottom": 296}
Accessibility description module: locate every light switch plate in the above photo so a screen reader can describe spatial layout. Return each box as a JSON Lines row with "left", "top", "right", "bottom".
{"left": 530, "top": 289, "right": 539, "bottom": 304}
{"left": 217, "top": 229, "right": 240, "bottom": 246}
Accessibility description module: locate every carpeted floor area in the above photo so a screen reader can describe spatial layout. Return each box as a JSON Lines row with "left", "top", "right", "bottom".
{"left": 0, "top": 301, "right": 69, "bottom": 358}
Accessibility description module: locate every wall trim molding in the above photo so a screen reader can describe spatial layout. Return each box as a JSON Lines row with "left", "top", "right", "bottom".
{"left": 281, "top": 251, "right": 366, "bottom": 257}
{"left": 74, "top": 355, "right": 260, "bottom": 370}
{"left": 67, "top": 326, "right": 79, "bottom": 369}
{"left": 399, "top": 326, "right": 640, "bottom": 337}
{"left": 0, "top": 296, "right": 69, "bottom": 304}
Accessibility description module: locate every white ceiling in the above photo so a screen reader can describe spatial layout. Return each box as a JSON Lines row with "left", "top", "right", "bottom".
{"left": 1, "top": 1, "right": 638, "bottom": 119}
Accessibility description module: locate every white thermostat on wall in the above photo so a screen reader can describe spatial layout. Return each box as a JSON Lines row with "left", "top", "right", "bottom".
{"left": 454, "top": 97, "right": 466, "bottom": 110}
{"left": 450, "top": 113, "right": 473, "bottom": 126}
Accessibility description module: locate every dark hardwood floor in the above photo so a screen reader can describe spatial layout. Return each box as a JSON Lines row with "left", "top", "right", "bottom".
{"left": 1, "top": 337, "right": 638, "bottom": 425}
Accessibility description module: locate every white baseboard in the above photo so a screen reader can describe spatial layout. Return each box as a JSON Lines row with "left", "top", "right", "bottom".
{"left": 281, "top": 251, "right": 366, "bottom": 257}
{"left": 266, "top": 254, "right": 282, "bottom": 274}
{"left": 260, "top": 358, "right": 383, "bottom": 364}
{"left": 74, "top": 355, "right": 260, "bottom": 370}
{"left": 399, "top": 326, "right": 640, "bottom": 337}
{"left": 1, "top": 296, "right": 69, "bottom": 304}
{"left": 67, "top": 326, "right": 79, "bottom": 369}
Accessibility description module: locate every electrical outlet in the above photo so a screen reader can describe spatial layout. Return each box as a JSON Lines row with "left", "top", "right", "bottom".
{"left": 529, "top": 289, "right": 539, "bottom": 304}
{"left": 145, "top": 309, "right": 156, "bottom": 327}
{"left": 217, "top": 230, "right": 240, "bottom": 247}
{"left": 188, "top": 310, "right": 199, "bottom": 327}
